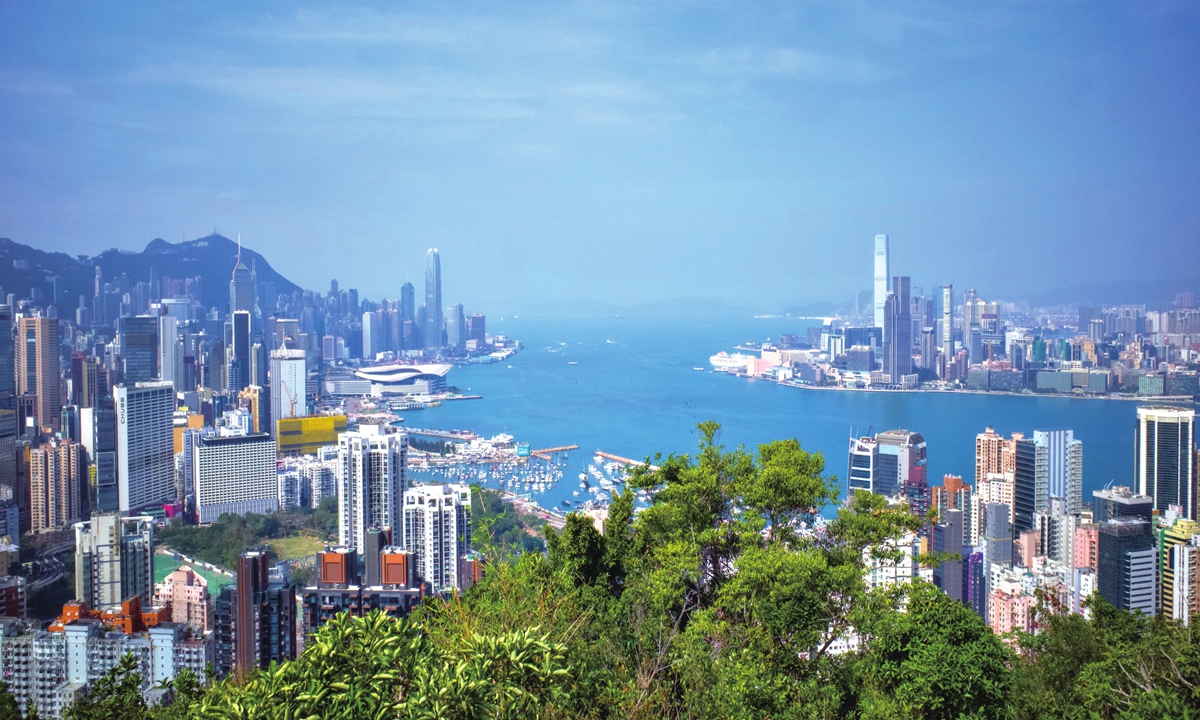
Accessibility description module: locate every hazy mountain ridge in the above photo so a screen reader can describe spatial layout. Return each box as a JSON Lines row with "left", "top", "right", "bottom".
{"left": 0, "top": 233, "right": 302, "bottom": 311}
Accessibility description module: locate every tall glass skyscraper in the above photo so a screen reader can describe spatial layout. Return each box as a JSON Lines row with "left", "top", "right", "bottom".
{"left": 873, "top": 234, "right": 889, "bottom": 336}
{"left": 424, "top": 249, "right": 442, "bottom": 356}
{"left": 1135, "top": 406, "right": 1196, "bottom": 519}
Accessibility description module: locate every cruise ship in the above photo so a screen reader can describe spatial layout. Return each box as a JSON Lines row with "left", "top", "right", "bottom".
{"left": 709, "top": 352, "right": 753, "bottom": 371}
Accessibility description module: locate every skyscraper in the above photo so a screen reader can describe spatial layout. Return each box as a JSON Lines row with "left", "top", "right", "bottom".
{"left": 159, "top": 314, "right": 185, "bottom": 392}
{"left": 424, "top": 249, "right": 442, "bottom": 356}
{"left": 118, "top": 316, "right": 159, "bottom": 383}
{"left": 883, "top": 276, "right": 912, "bottom": 381}
{"left": 1096, "top": 518, "right": 1156, "bottom": 615}
{"left": 227, "top": 310, "right": 252, "bottom": 393}
{"left": 402, "top": 483, "right": 472, "bottom": 594}
{"left": 939, "top": 284, "right": 953, "bottom": 365}
{"left": 362, "top": 311, "right": 378, "bottom": 360}
{"left": 400, "top": 282, "right": 415, "bottom": 322}
{"left": 115, "top": 381, "right": 175, "bottom": 513}
{"left": 230, "top": 253, "right": 255, "bottom": 315}
{"left": 981, "top": 501, "right": 1013, "bottom": 623}
{"left": 1135, "top": 406, "right": 1196, "bottom": 518}
{"left": 873, "top": 234, "right": 889, "bottom": 335}
{"left": 74, "top": 513, "right": 155, "bottom": 610}
{"left": 445, "top": 303, "right": 465, "bottom": 350}
{"left": 269, "top": 342, "right": 307, "bottom": 435}
{"left": 932, "top": 508, "right": 964, "bottom": 602}
{"left": 15, "top": 315, "right": 61, "bottom": 430}
{"left": 1032, "top": 430, "right": 1084, "bottom": 516}
{"left": 337, "top": 425, "right": 407, "bottom": 554}
{"left": 232, "top": 551, "right": 297, "bottom": 674}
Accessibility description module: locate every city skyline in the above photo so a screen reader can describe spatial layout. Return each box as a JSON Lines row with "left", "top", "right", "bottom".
{"left": 1, "top": 2, "right": 1197, "bottom": 309}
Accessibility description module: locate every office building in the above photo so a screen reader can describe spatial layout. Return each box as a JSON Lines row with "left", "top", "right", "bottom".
{"left": 1092, "top": 485, "right": 1154, "bottom": 523}
{"left": 424, "top": 249, "right": 443, "bottom": 355}
{"left": 883, "top": 276, "right": 912, "bottom": 381}
{"left": 446, "top": 303, "right": 465, "bottom": 350}
{"left": 238, "top": 385, "right": 269, "bottom": 435}
{"left": 362, "top": 311, "right": 378, "bottom": 360}
{"left": 1013, "top": 437, "right": 1037, "bottom": 532}
{"left": 1096, "top": 518, "right": 1156, "bottom": 615}
{"left": 153, "top": 566, "right": 211, "bottom": 632}
{"left": 118, "top": 316, "right": 159, "bottom": 384}
{"left": 193, "top": 433, "right": 278, "bottom": 524}
{"left": 337, "top": 425, "right": 407, "bottom": 554}
{"left": 159, "top": 314, "right": 185, "bottom": 392}
{"left": 1135, "top": 406, "right": 1195, "bottom": 518}
{"left": 80, "top": 404, "right": 118, "bottom": 513}
{"left": 0, "top": 305, "right": 14, "bottom": 397}
{"left": 28, "top": 437, "right": 84, "bottom": 532}
{"left": 269, "top": 342, "right": 307, "bottom": 436}
{"left": 230, "top": 255, "right": 255, "bottom": 314}
{"left": 227, "top": 310, "right": 251, "bottom": 393}
{"left": 229, "top": 551, "right": 296, "bottom": 674}
{"left": 15, "top": 316, "right": 61, "bottom": 430}
{"left": 74, "top": 513, "right": 155, "bottom": 611}
{"left": 399, "top": 282, "right": 415, "bottom": 322}
{"left": 932, "top": 508, "right": 964, "bottom": 602}
{"left": 846, "top": 429, "right": 926, "bottom": 499}
{"left": 982, "top": 502, "right": 1013, "bottom": 622}
{"left": 402, "top": 483, "right": 472, "bottom": 594}
{"left": 276, "top": 414, "right": 346, "bottom": 458}
{"left": 873, "top": 234, "right": 889, "bottom": 335}
{"left": 938, "top": 284, "right": 953, "bottom": 367}
{"left": 115, "top": 381, "right": 175, "bottom": 513}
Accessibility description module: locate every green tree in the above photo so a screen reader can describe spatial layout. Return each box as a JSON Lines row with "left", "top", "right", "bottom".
{"left": 546, "top": 513, "right": 607, "bottom": 587}
{"left": 0, "top": 682, "right": 20, "bottom": 720}
{"left": 857, "top": 581, "right": 1014, "bottom": 720}
{"left": 742, "top": 438, "right": 835, "bottom": 546}
{"left": 64, "top": 652, "right": 148, "bottom": 720}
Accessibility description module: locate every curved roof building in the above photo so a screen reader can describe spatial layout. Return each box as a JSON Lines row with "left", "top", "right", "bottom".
{"left": 352, "top": 363, "right": 452, "bottom": 396}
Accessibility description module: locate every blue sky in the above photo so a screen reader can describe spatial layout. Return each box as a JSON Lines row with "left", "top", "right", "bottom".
{"left": 1, "top": 1, "right": 1197, "bottom": 312}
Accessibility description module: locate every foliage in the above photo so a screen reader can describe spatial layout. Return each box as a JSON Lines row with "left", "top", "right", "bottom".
{"left": 157, "top": 501, "right": 337, "bottom": 570}
{"left": 193, "top": 610, "right": 569, "bottom": 720}
{"left": 64, "top": 653, "right": 148, "bottom": 720}
{"left": 0, "top": 682, "right": 19, "bottom": 720}
{"left": 155, "top": 422, "right": 1198, "bottom": 719}
{"left": 471, "top": 488, "right": 546, "bottom": 555}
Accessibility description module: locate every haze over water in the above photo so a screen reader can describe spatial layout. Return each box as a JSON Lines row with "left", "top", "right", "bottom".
{"left": 404, "top": 315, "right": 1145, "bottom": 509}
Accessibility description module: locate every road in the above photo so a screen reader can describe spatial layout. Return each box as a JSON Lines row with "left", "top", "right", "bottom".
{"left": 28, "top": 540, "right": 74, "bottom": 593}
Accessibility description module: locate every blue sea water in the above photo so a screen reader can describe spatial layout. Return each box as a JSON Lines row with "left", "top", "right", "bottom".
{"left": 404, "top": 314, "right": 1177, "bottom": 513}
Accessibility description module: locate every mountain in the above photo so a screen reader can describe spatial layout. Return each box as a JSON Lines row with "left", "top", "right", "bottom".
{"left": 1019, "top": 277, "right": 1200, "bottom": 308}
{"left": 0, "top": 233, "right": 303, "bottom": 310}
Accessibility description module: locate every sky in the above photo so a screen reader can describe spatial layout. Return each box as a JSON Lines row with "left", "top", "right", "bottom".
{"left": 1, "top": 1, "right": 1198, "bottom": 313}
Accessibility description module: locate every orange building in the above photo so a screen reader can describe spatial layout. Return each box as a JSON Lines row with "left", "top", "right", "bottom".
{"left": 51, "top": 596, "right": 170, "bottom": 634}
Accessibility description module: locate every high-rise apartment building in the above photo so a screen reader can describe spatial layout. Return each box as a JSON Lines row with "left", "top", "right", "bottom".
{"left": 15, "top": 316, "right": 61, "bottom": 430}
{"left": 153, "top": 566, "right": 211, "bottom": 632}
{"left": 74, "top": 513, "right": 155, "bottom": 610}
{"left": 28, "top": 437, "right": 84, "bottom": 532}
{"left": 974, "top": 427, "right": 1020, "bottom": 486}
{"left": 1032, "top": 429, "right": 1084, "bottom": 515}
{"left": 269, "top": 342, "right": 307, "bottom": 436}
{"left": 193, "top": 433, "right": 278, "bottom": 524}
{"left": 1092, "top": 485, "right": 1154, "bottom": 523}
{"left": 115, "top": 381, "right": 175, "bottom": 514}
{"left": 337, "top": 425, "right": 407, "bottom": 554}
{"left": 402, "top": 483, "right": 472, "bottom": 593}
{"left": 932, "top": 508, "right": 964, "bottom": 602}
{"left": 1159, "top": 516, "right": 1199, "bottom": 621}
{"left": 873, "top": 234, "right": 889, "bottom": 335}
{"left": 424, "top": 249, "right": 443, "bottom": 356}
{"left": 1135, "top": 406, "right": 1195, "bottom": 518}
{"left": 230, "top": 551, "right": 296, "bottom": 675}
{"left": 981, "top": 502, "right": 1013, "bottom": 623}
{"left": 1096, "top": 518, "right": 1156, "bottom": 615}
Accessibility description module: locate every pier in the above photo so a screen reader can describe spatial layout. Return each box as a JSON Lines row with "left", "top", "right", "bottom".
{"left": 403, "top": 428, "right": 480, "bottom": 441}
{"left": 531, "top": 444, "right": 579, "bottom": 460}
{"left": 595, "top": 450, "right": 660, "bottom": 472}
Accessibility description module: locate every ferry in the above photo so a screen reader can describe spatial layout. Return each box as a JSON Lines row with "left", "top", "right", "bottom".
{"left": 568, "top": 361, "right": 578, "bottom": 366}
{"left": 709, "top": 352, "right": 754, "bottom": 371}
